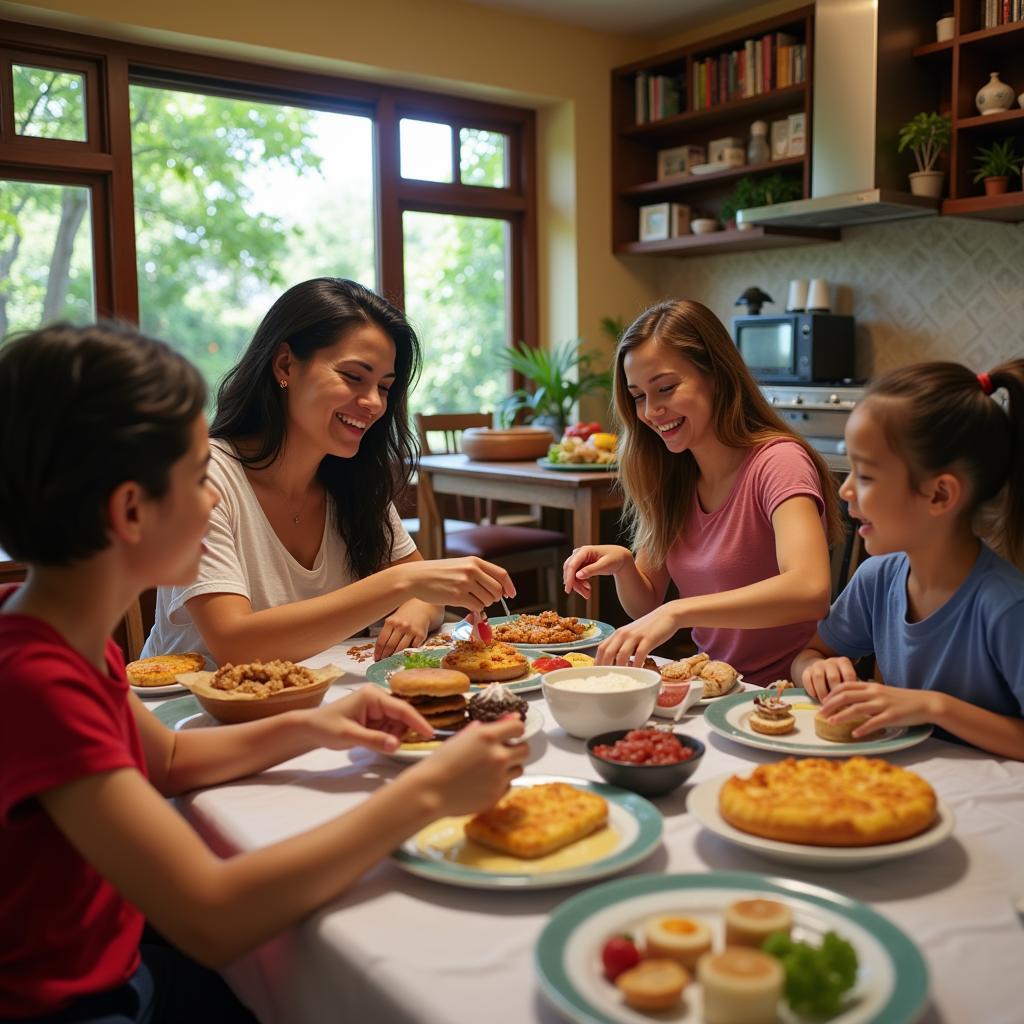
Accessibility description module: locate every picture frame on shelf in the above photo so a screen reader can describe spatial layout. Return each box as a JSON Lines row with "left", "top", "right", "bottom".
{"left": 656, "top": 144, "right": 706, "bottom": 180}
{"left": 639, "top": 202, "right": 671, "bottom": 241}
{"left": 771, "top": 119, "right": 790, "bottom": 160}
{"left": 787, "top": 112, "right": 806, "bottom": 157}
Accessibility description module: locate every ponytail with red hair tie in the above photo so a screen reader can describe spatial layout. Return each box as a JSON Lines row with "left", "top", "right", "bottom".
{"left": 977, "top": 371, "right": 994, "bottom": 396}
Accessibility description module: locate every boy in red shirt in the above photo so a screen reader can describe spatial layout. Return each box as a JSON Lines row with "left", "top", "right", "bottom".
{"left": 0, "top": 323, "right": 526, "bottom": 1021}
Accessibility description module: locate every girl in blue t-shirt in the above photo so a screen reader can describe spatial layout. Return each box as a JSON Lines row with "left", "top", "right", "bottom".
{"left": 792, "top": 358, "right": 1024, "bottom": 760}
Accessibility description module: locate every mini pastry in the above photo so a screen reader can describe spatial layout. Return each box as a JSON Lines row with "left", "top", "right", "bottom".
{"left": 698, "top": 660, "right": 739, "bottom": 697}
{"left": 748, "top": 693, "right": 796, "bottom": 735}
{"left": 659, "top": 652, "right": 710, "bottom": 681}
{"left": 697, "top": 948, "right": 784, "bottom": 1024}
{"left": 643, "top": 914, "right": 712, "bottom": 969}
{"left": 467, "top": 682, "right": 528, "bottom": 723}
{"left": 814, "top": 711, "right": 881, "bottom": 743}
{"left": 615, "top": 959, "right": 689, "bottom": 1011}
{"left": 724, "top": 898, "right": 793, "bottom": 948}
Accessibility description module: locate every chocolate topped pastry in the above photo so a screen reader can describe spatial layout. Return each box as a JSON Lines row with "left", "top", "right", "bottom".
{"left": 467, "top": 682, "right": 528, "bottom": 723}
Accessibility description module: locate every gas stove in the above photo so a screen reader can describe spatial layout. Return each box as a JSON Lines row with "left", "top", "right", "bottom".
{"left": 761, "top": 382, "right": 866, "bottom": 473}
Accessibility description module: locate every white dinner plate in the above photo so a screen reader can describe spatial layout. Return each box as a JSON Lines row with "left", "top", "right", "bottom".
{"left": 391, "top": 773, "right": 662, "bottom": 890}
{"left": 385, "top": 705, "right": 545, "bottom": 763}
{"left": 535, "top": 871, "right": 928, "bottom": 1024}
{"left": 130, "top": 680, "right": 190, "bottom": 698}
{"left": 704, "top": 688, "right": 933, "bottom": 757}
{"left": 687, "top": 774, "right": 955, "bottom": 869}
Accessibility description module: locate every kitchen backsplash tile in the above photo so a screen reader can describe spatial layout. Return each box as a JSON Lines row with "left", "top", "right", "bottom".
{"left": 651, "top": 219, "right": 1024, "bottom": 379}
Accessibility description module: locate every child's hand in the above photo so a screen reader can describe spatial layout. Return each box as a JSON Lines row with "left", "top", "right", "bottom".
{"left": 562, "top": 545, "right": 633, "bottom": 599}
{"left": 411, "top": 716, "right": 528, "bottom": 816}
{"left": 374, "top": 604, "right": 432, "bottom": 661}
{"left": 595, "top": 604, "right": 679, "bottom": 667}
{"left": 305, "top": 685, "right": 432, "bottom": 754}
{"left": 801, "top": 656, "right": 860, "bottom": 701}
{"left": 819, "top": 681, "right": 941, "bottom": 738}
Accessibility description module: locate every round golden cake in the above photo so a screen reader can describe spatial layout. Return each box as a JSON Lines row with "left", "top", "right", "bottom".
{"left": 440, "top": 639, "right": 528, "bottom": 682}
{"left": 718, "top": 756, "right": 937, "bottom": 847}
{"left": 126, "top": 652, "right": 205, "bottom": 686}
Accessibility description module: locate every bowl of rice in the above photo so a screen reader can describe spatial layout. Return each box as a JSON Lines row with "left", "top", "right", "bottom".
{"left": 541, "top": 666, "right": 660, "bottom": 739}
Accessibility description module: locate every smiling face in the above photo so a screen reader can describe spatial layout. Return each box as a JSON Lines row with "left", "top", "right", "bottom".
{"left": 623, "top": 338, "right": 716, "bottom": 455}
{"left": 840, "top": 401, "right": 935, "bottom": 555}
{"left": 277, "top": 323, "right": 397, "bottom": 460}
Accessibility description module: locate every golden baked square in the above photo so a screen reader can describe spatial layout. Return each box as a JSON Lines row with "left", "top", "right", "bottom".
{"left": 719, "top": 757, "right": 936, "bottom": 847}
{"left": 126, "top": 652, "right": 205, "bottom": 687}
{"left": 465, "top": 782, "right": 608, "bottom": 858}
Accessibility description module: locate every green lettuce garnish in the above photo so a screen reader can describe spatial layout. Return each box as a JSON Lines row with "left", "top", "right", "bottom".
{"left": 401, "top": 651, "right": 443, "bottom": 669}
{"left": 762, "top": 930, "right": 858, "bottom": 1018}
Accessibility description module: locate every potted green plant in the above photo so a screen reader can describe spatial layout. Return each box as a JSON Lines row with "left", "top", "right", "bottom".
{"left": 971, "top": 138, "right": 1022, "bottom": 196}
{"left": 497, "top": 339, "right": 612, "bottom": 437}
{"left": 722, "top": 173, "right": 803, "bottom": 230}
{"left": 897, "top": 112, "right": 952, "bottom": 198}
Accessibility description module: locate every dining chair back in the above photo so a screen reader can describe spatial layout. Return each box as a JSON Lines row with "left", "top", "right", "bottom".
{"left": 413, "top": 412, "right": 570, "bottom": 611}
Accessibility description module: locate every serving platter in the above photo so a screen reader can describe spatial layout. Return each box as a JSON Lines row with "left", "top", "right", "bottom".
{"left": 534, "top": 870, "right": 928, "bottom": 1024}
{"left": 391, "top": 773, "right": 661, "bottom": 890}
{"left": 687, "top": 774, "right": 955, "bottom": 869}
{"left": 451, "top": 614, "right": 615, "bottom": 652}
{"left": 703, "top": 688, "right": 933, "bottom": 757}
{"left": 366, "top": 646, "right": 543, "bottom": 694}
{"left": 385, "top": 705, "right": 545, "bottom": 763}
{"left": 536, "top": 458, "right": 617, "bottom": 472}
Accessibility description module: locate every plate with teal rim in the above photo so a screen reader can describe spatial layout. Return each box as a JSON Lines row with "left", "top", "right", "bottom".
{"left": 451, "top": 615, "right": 615, "bottom": 652}
{"left": 703, "top": 687, "right": 933, "bottom": 757}
{"left": 536, "top": 458, "right": 617, "bottom": 472}
{"left": 392, "top": 773, "right": 662, "bottom": 890}
{"left": 365, "top": 646, "right": 543, "bottom": 694}
{"left": 153, "top": 695, "right": 214, "bottom": 730}
{"left": 534, "top": 870, "right": 928, "bottom": 1024}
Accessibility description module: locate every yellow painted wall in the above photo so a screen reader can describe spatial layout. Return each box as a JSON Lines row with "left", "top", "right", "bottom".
{"left": 1, "top": 0, "right": 662, "bottom": 365}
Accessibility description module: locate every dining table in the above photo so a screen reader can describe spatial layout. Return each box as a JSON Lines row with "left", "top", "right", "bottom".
{"left": 415, "top": 454, "right": 621, "bottom": 618}
{"left": 150, "top": 638, "right": 1024, "bottom": 1024}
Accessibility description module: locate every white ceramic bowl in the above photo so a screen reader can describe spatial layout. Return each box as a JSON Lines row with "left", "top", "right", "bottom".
{"left": 541, "top": 667, "right": 660, "bottom": 739}
{"left": 691, "top": 218, "right": 718, "bottom": 234}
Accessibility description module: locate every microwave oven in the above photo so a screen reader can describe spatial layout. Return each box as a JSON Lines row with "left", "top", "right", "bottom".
{"left": 731, "top": 313, "right": 856, "bottom": 384}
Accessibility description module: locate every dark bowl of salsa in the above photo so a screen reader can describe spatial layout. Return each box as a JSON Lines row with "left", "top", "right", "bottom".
{"left": 586, "top": 728, "right": 705, "bottom": 797}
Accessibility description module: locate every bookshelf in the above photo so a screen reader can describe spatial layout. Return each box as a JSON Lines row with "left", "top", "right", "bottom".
{"left": 610, "top": 6, "right": 837, "bottom": 257}
{"left": 912, "top": 5, "right": 1024, "bottom": 221}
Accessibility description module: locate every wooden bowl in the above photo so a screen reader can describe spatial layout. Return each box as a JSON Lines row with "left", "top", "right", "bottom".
{"left": 461, "top": 426, "right": 554, "bottom": 461}
{"left": 177, "top": 665, "right": 340, "bottom": 724}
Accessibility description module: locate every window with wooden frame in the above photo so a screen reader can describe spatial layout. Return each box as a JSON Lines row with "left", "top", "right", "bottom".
{"left": 0, "top": 19, "right": 537, "bottom": 416}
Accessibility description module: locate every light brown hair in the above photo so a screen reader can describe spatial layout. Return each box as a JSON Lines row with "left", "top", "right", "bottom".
{"left": 614, "top": 299, "right": 844, "bottom": 565}
{"left": 865, "top": 358, "right": 1024, "bottom": 568}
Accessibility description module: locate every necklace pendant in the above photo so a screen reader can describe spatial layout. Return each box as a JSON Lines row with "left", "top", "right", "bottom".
{"left": 293, "top": 514, "right": 300, "bottom": 525}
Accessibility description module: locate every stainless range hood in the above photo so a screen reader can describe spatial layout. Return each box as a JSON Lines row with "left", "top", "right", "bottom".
{"left": 739, "top": 0, "right": 941, "bottom": 229}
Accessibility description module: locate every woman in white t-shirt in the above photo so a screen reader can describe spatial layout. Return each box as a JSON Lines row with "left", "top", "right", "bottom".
{"left": 144, "top": 278, "right": 514, "bottom": 666}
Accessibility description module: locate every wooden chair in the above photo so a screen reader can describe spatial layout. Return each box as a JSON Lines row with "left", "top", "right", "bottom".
{"left": 414, "top": 412, "right": 570, "bottom": 611}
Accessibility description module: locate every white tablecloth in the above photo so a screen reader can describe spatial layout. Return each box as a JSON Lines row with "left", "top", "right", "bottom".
{"left": 166, "top": 643, "right": 1024, "bottom": 1024}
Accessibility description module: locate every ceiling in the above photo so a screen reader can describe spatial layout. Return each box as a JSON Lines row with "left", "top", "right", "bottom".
{"left": 459, "top": 0, "right": 760, "bottom": 34}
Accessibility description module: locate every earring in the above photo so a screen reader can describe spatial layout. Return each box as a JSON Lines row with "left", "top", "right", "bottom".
{"left": 279, "top": 379, "right": 288, "bottom": 389}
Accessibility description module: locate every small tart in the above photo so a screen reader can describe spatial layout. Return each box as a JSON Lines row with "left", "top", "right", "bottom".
{"left": 615, "top": 959, "right": 689, "bottom": 1012}
{"left": 643, "top": 914, "right": 713, "bottom": 969}
{"left": 698, "top": 948, "right": 783, "bottom": 1024}
{"left": 724, "top": 898, "right": 793, "bottom": 948}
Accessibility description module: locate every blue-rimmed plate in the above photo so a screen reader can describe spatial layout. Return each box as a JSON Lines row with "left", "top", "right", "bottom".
{"left": 536, "top": 458, "right": 618, "bottom": 472}
{"left": 153, "top": 695, "right": 211, "bottom": 730}
{"left": 451, "top": 615, "right": 615, "bottom": 652}
{"left": 366, "top": 646, "right": 543, "bottom": 693}
{"left": 535, "top": 870, "right": 928, "bottom": 1024}
{"left": 703, "top": 687, "right": 933, "bottom": 757}
{"left": 392, "top": 773, "right": 661, "bottom": 890}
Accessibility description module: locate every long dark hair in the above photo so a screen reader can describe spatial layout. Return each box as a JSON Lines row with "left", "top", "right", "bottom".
{"left": 866, "top": 358, "right": 1024, "bottom": 568}
{"left": 211, "top": 278, "right": 421, "bottom": 578}
{"left": 0, "top": 322, "right": 205, "bottom": 565}
{"left": 614, "top": 300, "right": 843, "bottom": 565}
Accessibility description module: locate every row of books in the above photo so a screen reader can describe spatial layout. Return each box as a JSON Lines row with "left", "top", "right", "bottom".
{"left": 693, "top": 34, "right": 806, "bottom": 111}
{"left": 634, "top": 73, "right": 684, "bottom": 124}
{"left": 979, "top": 0, "right": 1024, "bottom": 27}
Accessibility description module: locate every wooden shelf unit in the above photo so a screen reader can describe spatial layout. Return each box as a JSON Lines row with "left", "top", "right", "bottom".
{"left": 913, "top": 9, "right": 1024, "bottom": 220}
{"left": 610, "top": 6, "right": 829, "bottom": 257}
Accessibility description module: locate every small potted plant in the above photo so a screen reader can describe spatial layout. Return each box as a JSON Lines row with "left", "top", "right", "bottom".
{"left": 971, "top": 138, "right": 1022, "bottom": 196}
{"left": 897, "top": 112, "right": 952, "bottom": 198}
{"left": 722, "top": 173, "right": 803, "bottom": 230}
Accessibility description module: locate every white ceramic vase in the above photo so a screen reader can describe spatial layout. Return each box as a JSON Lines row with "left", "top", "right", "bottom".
{"left": 976, "top": 72, "right": 1015, "bottom": 116}
{"left": 908, "top": 170, "right": 945, "bottom": 198}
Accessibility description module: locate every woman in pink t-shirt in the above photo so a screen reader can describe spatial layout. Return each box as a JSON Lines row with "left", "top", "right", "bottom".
{"left": 563, "top": 300, "right": 843, "bottom": 685}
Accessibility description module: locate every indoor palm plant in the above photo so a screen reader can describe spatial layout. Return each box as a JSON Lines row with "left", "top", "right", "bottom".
{"left": 497, "top": 338, "right": 612, "bottom": 436}
{"left": 971, "top": 138, "right": 1022, "bottom": 196}
{"left": 897, "top": 111, "right": 952, "bottom": 198}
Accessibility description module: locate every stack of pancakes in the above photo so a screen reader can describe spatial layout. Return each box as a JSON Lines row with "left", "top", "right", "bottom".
{"left": 388, "top": 668, "right": 470, "bottom": 742}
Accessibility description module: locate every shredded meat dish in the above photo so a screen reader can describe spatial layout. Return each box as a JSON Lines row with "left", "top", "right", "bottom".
{"left": 492, "top": 611, "right": 594, "bottom": 645}
{"left": 210, "top": 659, "right": 318, "bottom": 698}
